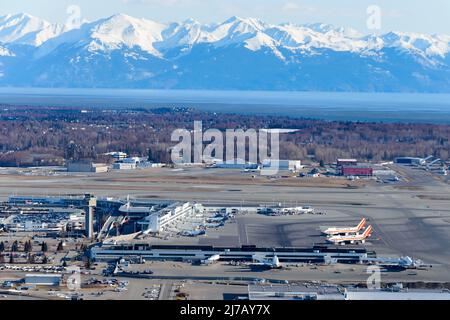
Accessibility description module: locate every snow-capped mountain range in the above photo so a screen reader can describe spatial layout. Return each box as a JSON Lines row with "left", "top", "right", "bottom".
{"left": 0, "top": 13, "right": 449, "bottom": 92}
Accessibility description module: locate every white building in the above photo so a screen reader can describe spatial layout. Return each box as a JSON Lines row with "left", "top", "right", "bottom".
{"left": 122, "top": 157, "right": 145, "bottom": 164}
{"left": 7, "top": 220, "right": 68, "bottom": 233}
{"left": 113, "top": 162, "right": 136, "bottom": 170}
{"left": 141, "top": 202, "right": 202, "bottom": 233}
{"left": 263, "top": 160, "right": 302, "bottom": 172}
{"left": 106, "top": 152, "right": 128, "bottom": 160}
{"left": 113, "top": 157, "right": 161, "bottom": 170}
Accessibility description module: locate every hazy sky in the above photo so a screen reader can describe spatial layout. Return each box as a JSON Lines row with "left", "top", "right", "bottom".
{"left": 1, "top": 0, "right": 449, "bottom": 34}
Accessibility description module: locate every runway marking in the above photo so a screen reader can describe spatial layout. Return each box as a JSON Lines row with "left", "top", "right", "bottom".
{"left": 237, "top": 218, "right": 249, "bottom": 246}
{"left": 245, "top": 225, "right": 249, "bottom": 245}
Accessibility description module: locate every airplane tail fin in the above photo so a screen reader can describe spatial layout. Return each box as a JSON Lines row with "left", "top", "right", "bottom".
{"left": 363, "top": 225, "right": 373, "bottom": 238}
{"left": 356, "top": 218, "right": 366, "bottom": 231}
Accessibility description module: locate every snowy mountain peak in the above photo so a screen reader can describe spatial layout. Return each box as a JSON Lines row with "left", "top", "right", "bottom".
{"left": 222, "top": 16, "right": 266, "bottom": 32}
{"left": 107, "top": 13, "right": 135, "bottom": 21}
{"left": 0, "top": 13, "right": 49, "bottom": 43}
{"left": 0, "top": 44, "right": 14, "bottom": 56}
{"left": 303, "top": 22, "right": 334, "bottom": 33}
{"left": 182, "top": 18, "right": 200, "bottom": 25}
{"left": 0, "top": 13, "right": 449, "bottom": 92}
{"left": 0, "top": 12, "right": 66, "bottom": 46}
{"left": 1, "top": 13, "right": 448, "bottom": 58}
{"left": 36, "top": 13, "right": 167, "bottom": 57}
{"left": 88, "top": 14, "right": 165, "bottom": 55}
{"left": 158, "top": 20, "right": 212, "bottom": 51}
{"left": 379, "top": 31, "right": 450, "bottom": 57}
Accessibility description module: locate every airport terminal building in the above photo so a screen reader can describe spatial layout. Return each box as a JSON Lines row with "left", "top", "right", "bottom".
{"left": 89, "top": 243, "right": 374, "bottom": 264}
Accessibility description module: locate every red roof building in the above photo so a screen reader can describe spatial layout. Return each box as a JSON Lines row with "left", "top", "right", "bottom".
{"left": 341, "top": 166, "right": 373, "bottom": 176}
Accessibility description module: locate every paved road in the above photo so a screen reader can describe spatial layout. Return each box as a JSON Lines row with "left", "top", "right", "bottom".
{"left": 159, "top": 281, "right": 174, "bottom": 300}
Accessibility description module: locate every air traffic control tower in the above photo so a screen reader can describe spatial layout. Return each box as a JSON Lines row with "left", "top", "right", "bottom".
{"left": 84, "top": 194, "right": 97, "bottom": 239}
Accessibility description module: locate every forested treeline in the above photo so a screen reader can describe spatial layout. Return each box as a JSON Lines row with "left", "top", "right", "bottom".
{"left": 0, "top": 106, "right": 448, "bottom": 166}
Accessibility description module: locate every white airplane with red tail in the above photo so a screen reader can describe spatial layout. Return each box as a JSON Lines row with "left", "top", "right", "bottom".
{"left": 327, "top": 225, "right": 373, "bottom": 245}
{"left": 322, "top": 218, "right": 366, "bottom": 236}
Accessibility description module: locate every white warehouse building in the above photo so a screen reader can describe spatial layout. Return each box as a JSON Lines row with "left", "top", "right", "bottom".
{"left": 263, "top": 160, "right": 302, "bottom": 172}
{"left": 113, "top": 162, "right": 136, "bottom": 170}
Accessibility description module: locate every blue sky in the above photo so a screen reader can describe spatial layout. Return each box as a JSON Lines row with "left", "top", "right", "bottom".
{"left": 1, "top": 0, "right": 449, "bottom": 34}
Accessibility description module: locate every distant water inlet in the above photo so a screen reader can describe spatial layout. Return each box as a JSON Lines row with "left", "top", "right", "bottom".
{"left": 1, "top": 88, "right": 450, "bottom": 124}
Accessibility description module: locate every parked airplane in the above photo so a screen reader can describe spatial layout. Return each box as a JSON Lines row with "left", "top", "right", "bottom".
{"left": 247, "top": 254, "right": 282, "bottom": 270}
{"left": 203, "top": 222, "right": 225, "bottom": 228}
{"left": 243, "top": 166, "right": 261, "bottom": 173}
{"left": 180, "top": 229, "right": 206, "bottom": 237}
{"left": 377, "top": 256, "right": 426, "bottom": 271}
{"left": 206, "top": 217, "right": 226, "bottom": 223}
{"left": 327, "top": 225, "right": 373, "bottom": 245}
{"left": 322, "top": 218, "right": 366, "bottom": 236}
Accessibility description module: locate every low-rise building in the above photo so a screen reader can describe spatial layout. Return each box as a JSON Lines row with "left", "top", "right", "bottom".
{"left": 24, "top": 274, "right": 62, "bottom": 286}
{"left": 4, "top": 208, "right": 84, "bottom": 233}
{"left": 263, "top": 160, "right": 302, "bottom": 172}
{"left": 248, "top": 284, "right": 343, "bottom": 300}
{"left": 106, "top": 151, "right": 128, "bottom": 160}
{"left": 344, "top": 288, "right": 450, "bottom": 300}
{"left": 341, "top": 166, "right": 373, "bottom": 177}
{"left": 337, "top": 159, "right": 358, "bottom": 166}
{"left": 113, "top": 162, "right": 136, "bottom": 170}
{"left": 142, "top": 202, "right": 202, "bottom": 233}
{"left": 212, "top": 162, "right": 259, "bottom": 170}
{"left": 248, "top": 285, "right": 450, "bottom": 301}
{"left": 394, "top": 157, "right": 426, "bottom": 166}
{"left": 112, "top": 157, "right": 160, "bottom": 170}
{"left": 67, "top": 161, "right": 108, "bottom": 173}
